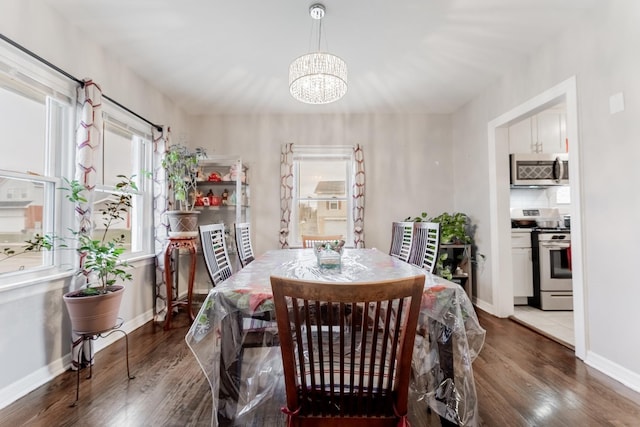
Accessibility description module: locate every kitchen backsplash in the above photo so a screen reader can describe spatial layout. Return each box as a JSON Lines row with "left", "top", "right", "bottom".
{"left": 510, "top": 186, "right": 571, "bottom": 215}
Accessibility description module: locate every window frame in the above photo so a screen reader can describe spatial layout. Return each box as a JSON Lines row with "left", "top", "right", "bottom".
{"left": 0, "top": 44, "right": 77, "bottom": 289}
{"left": 290, "top": 146, "right": 355, "bottom": 247}
{"left": 96, "top": 103, "right": 155, "bottom": 260}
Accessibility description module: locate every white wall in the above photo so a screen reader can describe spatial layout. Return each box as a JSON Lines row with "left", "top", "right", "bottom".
{"left": 0, "top": 0, "right": 189, "bottom": 408}
{"left": 452, "top": 0, "right": 640, "bottom": 389}
{"left": 188, "top": 113, "right": 454, "bottom": 257}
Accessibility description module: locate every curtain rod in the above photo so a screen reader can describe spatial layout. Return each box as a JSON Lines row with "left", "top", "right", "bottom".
{"left": 0, "top": 33, "right": 163, "bottom": 132}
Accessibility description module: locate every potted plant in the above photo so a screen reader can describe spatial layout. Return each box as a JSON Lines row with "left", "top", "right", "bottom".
{"left": 62, "top": 176, "right": 140, "bottom": 333}
{"left": 0, "top": 176, "right": 139, "bottom": 333}
{"left": 405, "top": 211, "right": 485, "bottom": 280}
{"left": 161, "top": 144, "right": 200, "bottom": 237}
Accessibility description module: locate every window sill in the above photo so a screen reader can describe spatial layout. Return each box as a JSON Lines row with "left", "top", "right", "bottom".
{"left": 0, "top": 267, "right": 75, "bottom": 297}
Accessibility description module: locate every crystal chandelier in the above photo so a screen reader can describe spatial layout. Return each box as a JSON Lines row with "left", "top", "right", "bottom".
{"left": 289, "top": 4, "right": 347, "bottom": 104}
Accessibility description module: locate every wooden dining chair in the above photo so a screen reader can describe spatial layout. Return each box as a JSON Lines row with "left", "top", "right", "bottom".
{"left": 199, "top": 223, "right": 233, "bottom": 286}
{"left": 408, "top": 222, "right": 440, "bottom": 273}
{"left": 270, "top": 274, "right": 425, "bottom": 427}
{"left": 301, "top": 234, "right": 343, "bottom": 248}
{"left": 234, "top": 222, "right": 255, "bottom": 268}
{"left": 389, "top": 221, "right": 415, "bottom": 262}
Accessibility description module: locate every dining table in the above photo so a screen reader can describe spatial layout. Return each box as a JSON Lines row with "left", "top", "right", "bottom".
{"left": 185, "top": 248, "right": 486, "bottom": 426}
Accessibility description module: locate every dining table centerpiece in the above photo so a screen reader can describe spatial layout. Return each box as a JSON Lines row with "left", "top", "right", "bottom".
{"left": 314, "top": 239, "right": 345, "bottom": 270}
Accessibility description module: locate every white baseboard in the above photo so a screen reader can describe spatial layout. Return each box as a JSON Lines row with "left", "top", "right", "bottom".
{"left": 0, "top": 353, "right": 72, "bottom": 411}
{"left": 472, "top": 297, "right": 496, "bottom": 316}
{"left": 585, "top": 350, "right": 640, "bottom": 394}
{"left": 0, "top": 309, "right": 154, "bottom": 411}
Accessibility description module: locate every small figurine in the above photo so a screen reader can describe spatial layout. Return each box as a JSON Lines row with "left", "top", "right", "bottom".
{"left": 221, "top": 188, "right": 229, "bottom": 205}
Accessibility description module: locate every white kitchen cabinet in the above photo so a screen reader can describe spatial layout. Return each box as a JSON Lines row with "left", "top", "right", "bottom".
{"left": 508, "top": 117, "right": 534, "bottom": 153}
{"left": 508, "top": 109, "right": 567, "bottom": 154}
{"left": 512, "top": 248, "right": 533, "bottom": 301}
{"left": 511, "top": 231, "right": 533, "bottom": 304}
{"left": 536, "top": 111, "right": 566, "bottom": 153}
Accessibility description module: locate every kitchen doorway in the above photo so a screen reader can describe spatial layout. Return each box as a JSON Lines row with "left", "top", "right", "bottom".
{"left": 487, "top": 76, "right": 586, "bottom": 359}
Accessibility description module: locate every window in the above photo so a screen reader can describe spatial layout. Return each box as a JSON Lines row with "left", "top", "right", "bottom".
{"left": 290, "top": 147, "right": 354, "bottom": 247}
{"left": 0, "top": 46, "right": 76, "bottom": 280}
{"left": 93, "top": 104, "right": 154, "bottom": 258}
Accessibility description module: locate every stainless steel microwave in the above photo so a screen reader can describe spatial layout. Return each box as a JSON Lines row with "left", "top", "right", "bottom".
{"left": 510, "top": 153, "right": 569, "bottom": 187}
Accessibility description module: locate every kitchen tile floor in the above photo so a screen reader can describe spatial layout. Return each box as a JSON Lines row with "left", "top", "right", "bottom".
{"left": 511, "top": 305, "right": 574, "bottom": 348}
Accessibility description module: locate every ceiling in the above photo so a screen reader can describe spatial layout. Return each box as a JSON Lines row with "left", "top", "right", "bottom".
{"left": 39, "top": 0, "right": 599, "bottom": 115}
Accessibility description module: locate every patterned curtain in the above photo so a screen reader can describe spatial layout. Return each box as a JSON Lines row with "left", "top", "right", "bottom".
{"left": 71, "top": 79, "right": 103, "bottom": 369}
{"left": 280, "top": 143, "right": 365, "bottom": 248}
{"left": 279, "top": 143, "right": 294, "bottom": 248}
{"left": 352, "top": 144, "right": 365, "bottom": 248}
{"left": 153, "top": 126, "right": 170, "bottom": 322}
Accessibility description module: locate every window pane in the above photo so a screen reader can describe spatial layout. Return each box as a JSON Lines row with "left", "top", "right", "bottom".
{"left": 0, "top": 85, "right": 46, "bottom": 175}
{"left": 298, "top": 160, "right": 347, "bottom": 198}
{"left": 294, "top": 158, "right": 350, "bottom": 244}
{"left": 296, "top": 200, "right": 348, "bottom": 239}
{"left": 0, "top": 176, "right": 53, "bottom": 274}
{"left": 101, "top": 122, "right": 138, "bottom": 186}
{"left": 91, "top": 190, "right": 136, "bottom": 255}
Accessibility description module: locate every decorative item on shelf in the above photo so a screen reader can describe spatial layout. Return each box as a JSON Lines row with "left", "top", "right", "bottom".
{"left": 221, "top": 188, "right": 229, "bottom": 205}
{"left": 196, "top": 166, "right": 205, "bottom": 181}
{"left": 195, "top": 191, "right": 204, "bottom": 207}
{"left": 314, "top": 240, "right": 345, "bottom": 270}
{"left": 223, "top": 162, "right": 246, "bottom": 183}
{"left": 207, "top": 171, "right": 222, "bottom": 182}
{"left": 211, "top": 194, "right": 222, "bottom": 206}
{"left": 161, "top": 144, "right": 200, "bottom": 237}
{"left": 202, "top": 197, "right": 210, "bottom": 207}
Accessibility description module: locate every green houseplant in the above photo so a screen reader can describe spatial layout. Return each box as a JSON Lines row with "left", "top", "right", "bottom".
{"left": 1, "top": 176, "right": 138, "bottom": 333}
{"left": 63, "top": 176, "right": 138, "bottom": 333}
{"left": 405, "top": 211, "right": 484, "bottom": 280}
{"left": 161, "top": 144, "right": 200, "bottom": 236}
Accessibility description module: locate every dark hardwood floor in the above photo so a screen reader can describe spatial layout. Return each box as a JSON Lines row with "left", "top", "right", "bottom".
{"left": 2, "top": 309, "right": 640, "bottom": 427}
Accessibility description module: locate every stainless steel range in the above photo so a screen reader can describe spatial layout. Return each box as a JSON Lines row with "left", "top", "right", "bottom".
{"left": 510, "top": 208, "right": 573, "bottom": 311}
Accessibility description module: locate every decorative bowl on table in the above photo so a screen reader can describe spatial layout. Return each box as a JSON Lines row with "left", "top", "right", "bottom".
{"left": 314, "top": 240, "right": 345, "bottom": 270}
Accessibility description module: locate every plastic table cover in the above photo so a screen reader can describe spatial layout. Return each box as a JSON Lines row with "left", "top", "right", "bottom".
{"left": 185, "top": 248, "right": 486, "bottom": 426}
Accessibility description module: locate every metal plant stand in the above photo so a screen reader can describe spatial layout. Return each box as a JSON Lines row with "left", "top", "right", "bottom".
{"left": 70, "top": 319, "right": 135, "bottom": 407}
